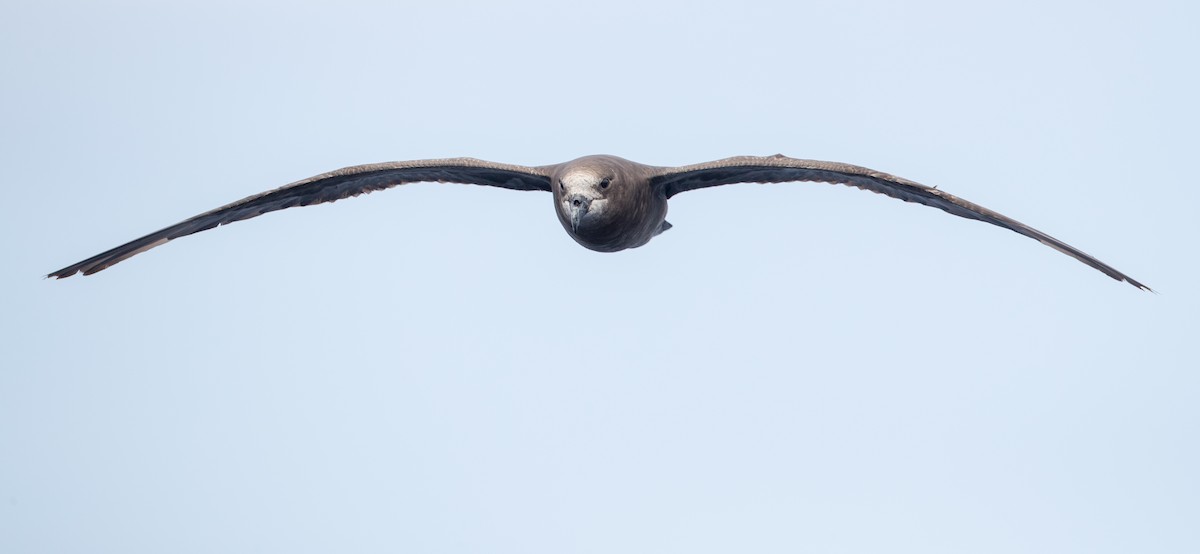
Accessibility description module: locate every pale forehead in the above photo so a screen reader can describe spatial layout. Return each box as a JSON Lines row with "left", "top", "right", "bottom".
{"left": 557, "top": 166, "right": 610, "bottom": 187}
{"left": 561, "top": 166, "right": 604, "bottom": 180}
{"left": 556, "top": 155, "right": 625, "bottom": 180}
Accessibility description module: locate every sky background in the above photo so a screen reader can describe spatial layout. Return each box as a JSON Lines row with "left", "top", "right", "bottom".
{"left": 2, "top": 1, "right": 1197, "bottom": 552}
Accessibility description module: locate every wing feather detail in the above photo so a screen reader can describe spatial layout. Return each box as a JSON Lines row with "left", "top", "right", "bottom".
{"left": 652, "top": 155, "right": 1149, "bottom": 290}
{"left": 48, "top": 158, "right": 553, "bottom": 278}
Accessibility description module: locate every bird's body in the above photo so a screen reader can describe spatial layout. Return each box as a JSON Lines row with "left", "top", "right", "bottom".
{"left": 48, "top": 153, "right": 1149, "bottom": 290}
{"left": 551, "top": 155, "right": 668, "bottom": 252}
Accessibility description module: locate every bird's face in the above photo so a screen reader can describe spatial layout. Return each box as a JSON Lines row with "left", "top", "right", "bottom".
{"left": 556, "top": 167, "right": 614, "bottom": 234}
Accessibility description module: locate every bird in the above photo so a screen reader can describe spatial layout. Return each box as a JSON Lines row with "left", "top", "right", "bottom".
{"left": 47, "top": 154, "right": 1149, "bottom": 290}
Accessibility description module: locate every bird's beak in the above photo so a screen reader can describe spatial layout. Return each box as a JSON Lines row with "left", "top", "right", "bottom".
{"left": 568, "top": 194, "right": 591, "bottom": 232}
{"left": 570, "top": 207, "right": 584, "bottom": 232}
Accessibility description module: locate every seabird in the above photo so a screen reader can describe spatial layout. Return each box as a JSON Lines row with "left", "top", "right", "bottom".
{"left": 47, "top": 154, "right": 1149, "bottom": 290}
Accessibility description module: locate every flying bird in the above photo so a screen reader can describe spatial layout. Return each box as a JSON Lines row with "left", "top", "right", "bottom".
{"left": 47, "top": 154, "right": 1149, "bottom": 290}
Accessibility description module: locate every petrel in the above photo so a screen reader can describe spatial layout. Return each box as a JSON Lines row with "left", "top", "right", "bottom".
{"left": 47, "top": 154, "right": 1149, "bottom": 290}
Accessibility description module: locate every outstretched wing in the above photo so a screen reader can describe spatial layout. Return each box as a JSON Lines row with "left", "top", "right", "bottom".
{"left": 651, "top": 155, "right": 1148, "bottom": 290}
{"left": 48, "top": 158, "right": 554, "bottom": 278}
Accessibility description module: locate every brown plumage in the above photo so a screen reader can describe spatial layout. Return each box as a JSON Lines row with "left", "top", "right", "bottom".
{"left": 47, "top": 154, "right": 1149, "bottom": 290}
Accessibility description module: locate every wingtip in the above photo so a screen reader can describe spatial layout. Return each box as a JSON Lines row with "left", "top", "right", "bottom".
{"left": 1125, "top": 277, "right": 1154, "bottom": 293}
{"left": 46, "top": 263, "right": 87, "bottom": 280}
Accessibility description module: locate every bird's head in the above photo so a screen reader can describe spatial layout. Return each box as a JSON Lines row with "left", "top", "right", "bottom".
{"left": 556, "top": 169, "right": 612, "bottom": 234}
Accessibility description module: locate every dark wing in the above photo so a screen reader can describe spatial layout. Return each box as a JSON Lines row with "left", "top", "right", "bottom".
{"left": 48, "top": 158, "right": 553, "bottom": 278}
{"left": 651, "top": 155, "right": 1149, "bottom": 291}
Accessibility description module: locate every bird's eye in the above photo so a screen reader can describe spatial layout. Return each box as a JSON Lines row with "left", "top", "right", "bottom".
{"left": 599, "top": 178, "right": 611, "bottom": 189}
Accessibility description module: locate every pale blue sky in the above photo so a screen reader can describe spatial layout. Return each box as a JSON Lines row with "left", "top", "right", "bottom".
{"left": 2, "top": 1, "right": 1197, "bottom": 552}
